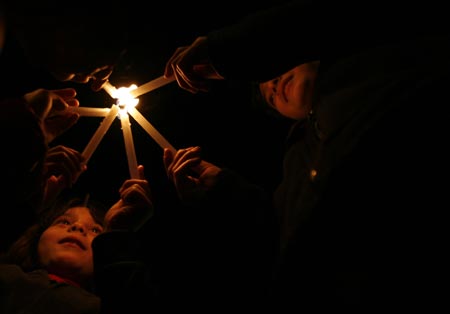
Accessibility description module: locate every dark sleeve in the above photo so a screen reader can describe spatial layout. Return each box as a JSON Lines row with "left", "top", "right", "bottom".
{"left": 92, "top": 231, "right": 157, "bottom": 314}
{"left": 205, "top": 168, "right": 273, "bottom": 226}
{"left": 206, "top": 168, "right": 278, "bottom": 258}
{"left": 207, "top": 0, "right": 320, "bottom": 82}
{"left": 179, "top": 168, "right": 278, "bottom": 305}
{"left": 0, "top": 97, "right": 47, "bottom": 253}
{"left": 206, "top": 0, "right": 450, "bottom": 83}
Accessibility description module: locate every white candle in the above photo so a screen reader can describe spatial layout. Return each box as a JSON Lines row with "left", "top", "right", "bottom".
{"left": 69, "top": 107, "right": 110, "bottom": 117}
{"left": 127, "top": 107, "right": 176, "bottom": 153}
{"left": 129, "top": 76, "right": 175, "bottom": 98}
{"left": 102, "top": 81, "right": 117, "bottom": 98}
{"left": 120, "top": 112, "right": 139, "bottom": 179}
{"left": 82, "top": 105, "right": 119, "bottom": 164}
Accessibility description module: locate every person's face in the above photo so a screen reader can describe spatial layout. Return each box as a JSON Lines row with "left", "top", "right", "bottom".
{"left": 259, "top": 61, "right": 320, "bottom": 120}
{"left": 38, "top": 206, "right": 103, "bottom": 285}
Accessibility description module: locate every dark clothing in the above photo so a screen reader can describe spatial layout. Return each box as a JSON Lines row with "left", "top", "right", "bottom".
{"left": 0, "top": 96, "right": 46, "bottom": 253}
{"left": 272, "top": 37, "right": 450, "bottom": 309}
{"left": 201, "top": 0, "right": 450, "bottom": 309}
{"left": 92, "top": 231, "right": 157, "bottom": 314}
{"left": 0, "top": 264, "right": 99, "bottom": 314}
{"left": 208, "top": 0, "right": 449, "bottom": 83}
{"left": 150, "top": 168, "right": 274, "bottom": 311}
{"left": 0, "top": 231, "right": 155, "bottom": 314}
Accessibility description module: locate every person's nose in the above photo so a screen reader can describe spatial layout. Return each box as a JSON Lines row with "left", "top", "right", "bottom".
{"left": 69, "top": 223, "right": 86, "bottom": 235}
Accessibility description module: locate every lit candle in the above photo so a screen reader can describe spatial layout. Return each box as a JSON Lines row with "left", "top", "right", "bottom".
{"left": 129, "top": 76, "right": 175, "bottom": 98}
{"left": 120, "top": 111, "right": 139, "bottom": 179}
{"left": 127, "top": 107, "right": 176, "bottom": 153}
{"left": 82, "top": 105, "right": 119, "bottom": 164}
{"left": 69, "top": 107, "right": 110, "bottom": 117}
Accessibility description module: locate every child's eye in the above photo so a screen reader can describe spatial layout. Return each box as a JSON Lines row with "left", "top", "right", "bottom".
{"left": 55, "top": 218, "right": 70, "bottom": 225}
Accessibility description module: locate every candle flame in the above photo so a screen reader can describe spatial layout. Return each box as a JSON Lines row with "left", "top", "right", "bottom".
{"left": 113, "top": 84, "right": 140, "bottom": 114}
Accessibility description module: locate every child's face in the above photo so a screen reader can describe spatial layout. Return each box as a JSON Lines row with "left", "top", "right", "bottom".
{"left": 38, "top": 207, "right": 104, "bottom": 285}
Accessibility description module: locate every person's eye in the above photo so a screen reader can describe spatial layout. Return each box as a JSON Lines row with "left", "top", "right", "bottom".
{"left": 55, "top": 218, "right": 70, "bottom": 225}
{"left": 91, "top": 227, "right": 103, "bottom": 234}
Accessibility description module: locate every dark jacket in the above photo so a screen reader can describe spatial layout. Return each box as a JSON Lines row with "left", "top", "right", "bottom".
{"left": 202, "top": 0, "right": 450, "bottom": 309}
{"left": 0, "top": 264, "right": 99, "bottom": 314}
{"left": 272, "top": 36, "right": 450, "bottom": 308}
{"left": 0, "top": 96, "right": 46, "bottom": 253}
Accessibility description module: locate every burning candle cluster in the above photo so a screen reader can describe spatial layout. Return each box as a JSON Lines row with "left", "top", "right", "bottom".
{"left": 71, "top": 76, "right": 176, "bottom": 179}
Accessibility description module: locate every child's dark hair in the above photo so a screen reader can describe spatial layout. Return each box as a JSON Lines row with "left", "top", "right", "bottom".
{"left": 5, "top": 194, "right": 107, "bottom": 271}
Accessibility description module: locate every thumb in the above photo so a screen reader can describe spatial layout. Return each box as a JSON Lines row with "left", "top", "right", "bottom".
{"left": 163, "top": 148, "right": 174, "bottom": 172}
